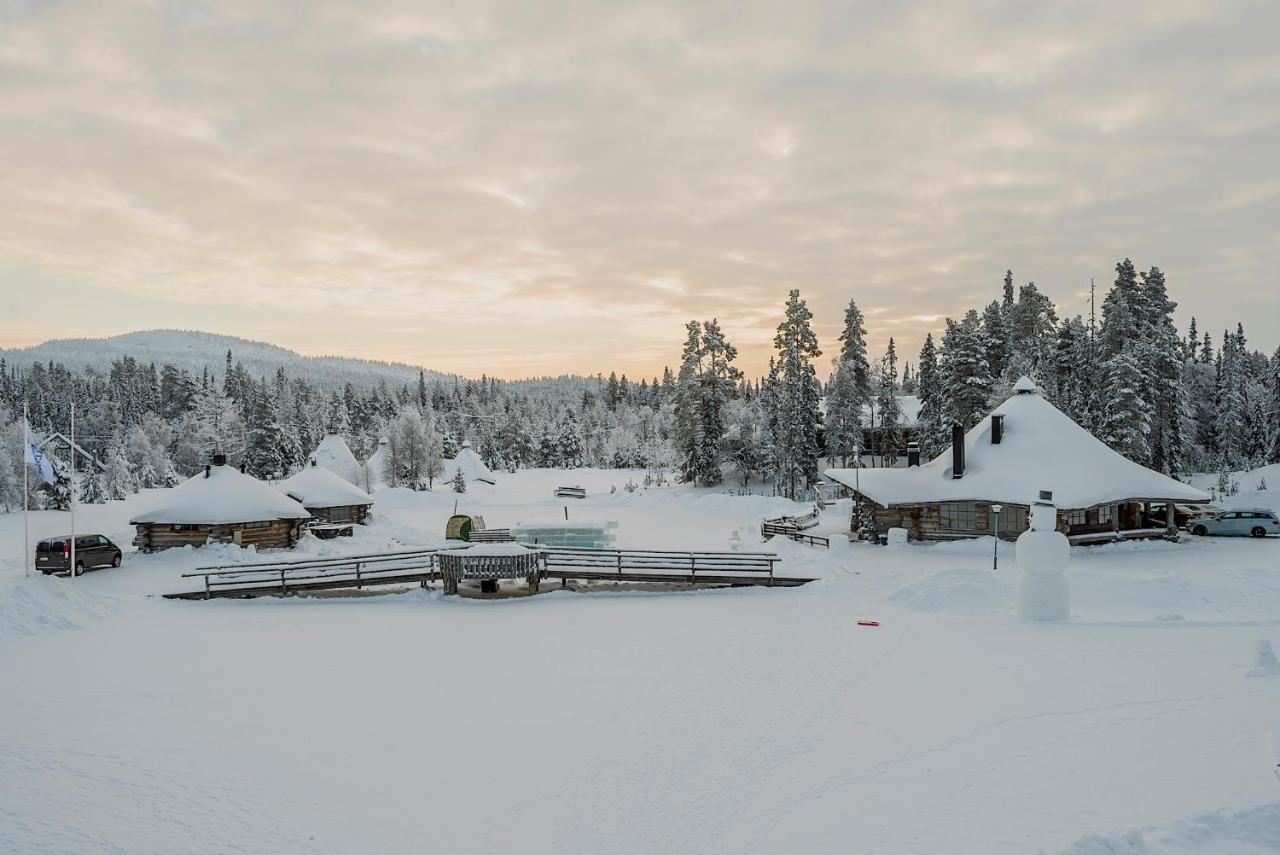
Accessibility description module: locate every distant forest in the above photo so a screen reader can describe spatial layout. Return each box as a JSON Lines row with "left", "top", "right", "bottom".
{"left": 0, "top": 258, "right": 1277, "bottom": 509}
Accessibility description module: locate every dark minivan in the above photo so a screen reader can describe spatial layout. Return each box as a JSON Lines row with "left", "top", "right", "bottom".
{"left": 36, "top": 535, "right": 124, "bottom": 575}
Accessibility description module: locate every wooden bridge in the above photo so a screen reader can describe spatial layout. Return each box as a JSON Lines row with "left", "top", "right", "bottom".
{"left": 164, "top": 545, "right": 815, "bottom": 600}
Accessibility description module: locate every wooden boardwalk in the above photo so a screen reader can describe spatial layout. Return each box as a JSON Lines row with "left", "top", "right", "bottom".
{"left": 165, "top": 545, "right": 816, "bottom": 600}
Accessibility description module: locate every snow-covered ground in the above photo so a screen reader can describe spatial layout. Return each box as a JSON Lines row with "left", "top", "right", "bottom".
{"left": 1, "top": 468, "right": 1278, "bottom": 854}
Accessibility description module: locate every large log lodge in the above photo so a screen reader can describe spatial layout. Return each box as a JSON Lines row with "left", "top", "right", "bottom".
{"left": 825, "top": 377, "right": 1210, "bottom": 545}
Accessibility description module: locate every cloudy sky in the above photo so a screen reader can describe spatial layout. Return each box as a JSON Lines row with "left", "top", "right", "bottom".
{"left": 1, "top": 1, "right": 1277, "bottom": 378}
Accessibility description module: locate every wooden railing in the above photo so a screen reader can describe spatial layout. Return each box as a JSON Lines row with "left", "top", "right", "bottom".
{"left": 541, "top": 546, "right": 781, "bottom": 583}
{"left": 168, "top": 545, "right": 814, "bottom": 599}
{"left": 168, "top": 547, "right": 464, "bottom": 599}
{"left": 760, "top": 521, "right": 830, "bottom": 549}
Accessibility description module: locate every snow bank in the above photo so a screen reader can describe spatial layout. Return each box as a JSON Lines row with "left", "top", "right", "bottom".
{"left": 0, "top": 574, "right": 116, "bottom": 643}
{"left": 1061, "top": 803, "right": 1280, "bottom": 854}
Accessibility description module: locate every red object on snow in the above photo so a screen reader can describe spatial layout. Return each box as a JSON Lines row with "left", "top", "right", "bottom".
{"left": 857, "top": 620, "right": 880, "bottom": 627}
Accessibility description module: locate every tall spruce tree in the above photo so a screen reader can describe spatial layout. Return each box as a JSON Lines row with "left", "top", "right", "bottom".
{"left": 771, "top": 290, "right": 822, "bottom": 498}
{"left": 940, "top": 311, "right": 993, "bottom": 430}
{"left": 824, "top": 300, "right": 872, "bottom": 466}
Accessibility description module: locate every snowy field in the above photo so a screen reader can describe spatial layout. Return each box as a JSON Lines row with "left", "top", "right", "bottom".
{"left": 2, "top": 468, "right": 1279, "bottom": 854}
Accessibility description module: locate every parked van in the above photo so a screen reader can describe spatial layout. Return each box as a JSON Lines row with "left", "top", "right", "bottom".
{"left": 35, "top": 535, "right": 124, "bottom": 575}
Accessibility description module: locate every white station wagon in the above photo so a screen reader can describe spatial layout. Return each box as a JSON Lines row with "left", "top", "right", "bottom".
{"left": 1189, "top": 508, "right": 1280, "bottom": 538}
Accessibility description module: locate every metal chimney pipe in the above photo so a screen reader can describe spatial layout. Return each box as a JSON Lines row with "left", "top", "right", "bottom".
{"left": 950, "top": 424, "right": 965, "bottom": 479}
{"left": 991, "top": 414, "right": 1004, "bottom": 445}
{"left": 906, "top": 441, "right": 921, "bottom": 468}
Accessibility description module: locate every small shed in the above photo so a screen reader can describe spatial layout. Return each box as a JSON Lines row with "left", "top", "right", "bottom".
{"left": 278, "top": 461, "right": 374, "bottom": 526}
{"left": 130, "top": 457, "right": 310, "bottom": 552}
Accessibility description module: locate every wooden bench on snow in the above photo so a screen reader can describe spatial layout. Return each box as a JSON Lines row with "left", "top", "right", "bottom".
{"left": 553, "top": 486, "right": 587, "bottom": 499}
{"left": 470, "top": 528, "right": 516, "bottom": 543}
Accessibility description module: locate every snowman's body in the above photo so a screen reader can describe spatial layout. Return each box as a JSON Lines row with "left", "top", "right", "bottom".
{"left": 1016, "top": 495, "right": 1070, "bottom": 620}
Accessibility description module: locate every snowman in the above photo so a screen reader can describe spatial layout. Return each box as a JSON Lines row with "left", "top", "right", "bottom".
{"left": 1016, "top": 490, "right": 1070, "bottom": 621}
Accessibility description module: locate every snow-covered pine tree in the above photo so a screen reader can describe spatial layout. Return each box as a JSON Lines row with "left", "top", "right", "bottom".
{"left": 1214, "top": 328, "right": 1248, "bottom": 468}
{"left": 1101, "top": 346, "right": 1152, "bottom": 462}
{"left": 673, "top": 321, "right": 705, "bottom": 483}
{"left": 873, "top": 352, "right": 902, "bottom": 465}
{"left": 980, "top": 300, "right": 1010, "bottom": 381}
{"left": 694, "top": 319, "right": 742, "bottom": 486}
{"left": 79, "top": 468, "right": 109, "bottom": 504}
{"left": 1266, "top": 346, "right": 1280, "bottom": 465}
{"left": 771, "top": 290, "right": 822, "bottom": 499}
{"left": 915, "top": 333, "right": 947, "bottom": 459}
{"left": 451, "top": 466, "right": 467, "bottom": 493}
{"left": 102, "top": 436, "right": 137, "bottom": 500}
{"left": 940, "top": 311, "right": 993, "bottom": 430}
{"left": 1008, "top": 282, "right": 1058, "bottom": 378}
{"left": 173, "top": 383, "right": 244, "bottom": 474}
{"left": 557, "top": 410, "right": 584, "bottom": 468}
{"left": 245, "top": 393, "right": 286, "bottom": 480}
{"left": 824, "top": 299, "right": 872, "bottom": 467}
{"left": 1139, "top": 267, "right": 1186, "bottom": 473}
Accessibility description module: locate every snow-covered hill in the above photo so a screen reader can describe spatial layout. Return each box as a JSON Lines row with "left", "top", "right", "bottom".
{"left": 0, "top": 329, "right": 455, "bottom": 390}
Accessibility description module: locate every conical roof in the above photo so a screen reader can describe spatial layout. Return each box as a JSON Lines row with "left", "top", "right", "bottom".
{"left": 825, "top": 378, "right": 1208, "bottom": 509}
{"left": 130, "top": 465, "right": 310, "bottom": 525}
{"left": 310, "top": 434, "right": 361, "bottom": 485}
{"left": 278, "top": 462, "right": 373, "bottom": 509}
{"left": 445, "top": 441, "right": 496, "bottom": 485}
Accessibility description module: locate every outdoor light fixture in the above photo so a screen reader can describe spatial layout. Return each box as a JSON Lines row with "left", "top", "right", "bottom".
{"left": 991, "top": 504, "right": 1004, "bottom": 570}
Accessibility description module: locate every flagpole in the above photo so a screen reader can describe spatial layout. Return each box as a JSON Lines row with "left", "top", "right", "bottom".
{"left": 23, "top": 402, "right": 30, "bottom": 578}
{"left": 70, "top": 402, "right": 76, "bottom": 580}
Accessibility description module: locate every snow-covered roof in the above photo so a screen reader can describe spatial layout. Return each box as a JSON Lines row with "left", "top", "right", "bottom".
{"left": 825, "top": 378, "right": 1209, "bottom": 510}
{"left": 310, "top": 434, "right": 361, "bottom": 486}
{"left": 445, "top": 441, "right": 496, "bottom": 484}
{"left": 277, "top": 462, "right": 373, "bottom": 509}
{"left": 130, "top": 465, "right": 310, "bottom": 525}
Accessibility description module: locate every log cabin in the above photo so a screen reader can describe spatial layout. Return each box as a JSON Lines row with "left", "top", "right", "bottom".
{"left": 824, "top": 377, "right": 1210, "bottom": 544}
{"left": 130, "top": 455, "right": 310, "bottom": 552}
{"left": 278, "top": 460, "right": 374, "bottom": 528}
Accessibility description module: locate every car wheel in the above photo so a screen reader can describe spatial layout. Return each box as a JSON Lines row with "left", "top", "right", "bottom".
{"left": 111, "top": 553, "right": 122, "bottom": 568}
{"left": 1251, "top": 526, "right": 1267, "bottom": 538}
{"left": 1192, "top": 524, "right": 1208, "bottom": 536}
{"left": 75, "top": 561, "right": 85, "bottom": 574}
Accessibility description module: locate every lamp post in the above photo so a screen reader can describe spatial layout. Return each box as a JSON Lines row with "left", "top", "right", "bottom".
{"left": 853, "top": 445, "right": 862, "bottom": 535}
{"left": 990, "top": 504, "right": 1003, "bottom": 570}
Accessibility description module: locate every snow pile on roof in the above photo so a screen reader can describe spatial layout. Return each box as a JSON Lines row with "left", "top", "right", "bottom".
{"left": 309, "top": 434, "right": 362, "bottom": 486}
{"left": 130, "top": 465, "right": 310, "bottom": 525}
{"left": 444, "top": 441, "right": 496, "bottom": 485}
{"left": 277, "top": 463, "right": 373, "bottom": 509}
{"left": 825, "top": 377, "right": 1209, "bottom": 509}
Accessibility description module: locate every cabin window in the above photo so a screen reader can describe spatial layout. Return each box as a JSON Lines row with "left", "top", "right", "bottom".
{"left": 1068, "top": 510, "right": 1088, "bottom": 526}
{"left": 243, "top": 521, "right": 271, "bottom": 529}
{"left": 991, "top": 505, "right": 1029, "bottom": 533}
{"left": 939, "top": 502, "right": 980, "bottom": 531}
{"left": 1098, "top": 505, "right": 1114, "bottom": 524}
{"left": 174, "top": 524, "right": 204, "bottom": 532}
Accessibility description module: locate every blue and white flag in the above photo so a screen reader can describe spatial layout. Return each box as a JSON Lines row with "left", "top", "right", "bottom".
{"left": 23, "top": 420, "right": 56, "bottom": 485}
